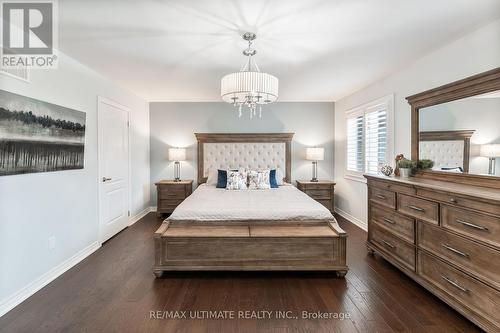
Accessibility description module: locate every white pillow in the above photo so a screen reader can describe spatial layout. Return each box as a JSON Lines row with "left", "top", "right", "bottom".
{"left": 206, "top": 169, "right": 218, "bottom": 186}
{"left": 275, "top": 168, "right": 284, "bottom": 186}
{"left": 226, "top": 170, "right": 248, "bottom": 190}
{"left": 248, "top": 169, "right": 271, "bottom": 190}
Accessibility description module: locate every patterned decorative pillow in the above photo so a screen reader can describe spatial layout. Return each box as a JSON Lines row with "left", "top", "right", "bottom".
{"left": 248, "top": 169, "right": 271, "bottom": 190}
{"left": 226, "top": 170, "right": 248, "bottom": 190}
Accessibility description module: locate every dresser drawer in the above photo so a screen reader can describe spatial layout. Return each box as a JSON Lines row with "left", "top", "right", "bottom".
{"left": 397, "top": 194, "right": 439, "bottom": 225}
{"left": 371, "top": 224, "right": 415, "bottom": 271}
{"left": 417, "top": 188, "right": 500, "bottom": 216}
{"left": 305, "top": 189, "right": 331, "bottom": 199}
{"left": 441, "top": 205, "right": 500, "bottom": 249}
{"left": 418, "top": 222, "right": 500, "bottom": 290}
{"left": 370, "top": 204, "right": 414, "bottom": 243}
{"left": 418, "top": 251, "right": 500, "bottom": 329}
{"left": 369, "top": 187, "right": 396, "bottom": 209}
{"left": 368, "top": 179, "right": 416, "bottom": 195}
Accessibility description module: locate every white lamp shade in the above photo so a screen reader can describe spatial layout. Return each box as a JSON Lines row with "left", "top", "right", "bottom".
{"left": 480, "top": 144, "right": 500, "bottom": 158}
{"left": 168, "top": 148, "right": 186, "bottom": 161}
{"left": 221, "top": 71, "right": 278, "bottom": 104}
{"left": 306, "top": 147, "right": 325, "bottom": 161}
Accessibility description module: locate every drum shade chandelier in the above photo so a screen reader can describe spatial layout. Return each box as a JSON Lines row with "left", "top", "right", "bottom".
{"left": 221, "top": 32, "right": 278, "bottom": 118}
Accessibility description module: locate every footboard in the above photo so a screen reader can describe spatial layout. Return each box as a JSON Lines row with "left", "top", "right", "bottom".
{"left": 153, "top": 220, "right": 348, "bottom": 277}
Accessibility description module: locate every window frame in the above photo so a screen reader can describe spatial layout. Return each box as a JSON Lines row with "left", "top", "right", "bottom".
{"left": 345, "top": 94, "right": 394, "bottom": 182}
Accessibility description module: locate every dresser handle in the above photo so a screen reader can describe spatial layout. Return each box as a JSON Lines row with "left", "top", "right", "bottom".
{"left": 382, "top": 240, "right": 395, "bottom": 248}
{"left": 442, "top": 244, "right": 469, "bottom": 258}
{"left": 456, "top": 219, "right": 489, "bottom": 231}
{"left": 449, "top": 198, "right": 457, "bottom": 204}
{"left": 383, "top": 218, "right": 395, "bottom": 224}
{"left": 441, "top": 275, "right": 469, "bottom": 293}
{"left": 408, "top": 205, "right": 424, "bottom": 212}
{"left": 375, "top": 194, "right": 387, "bottom": 199}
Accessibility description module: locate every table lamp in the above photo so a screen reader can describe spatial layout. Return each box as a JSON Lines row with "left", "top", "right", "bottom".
{"left": 168, "top": 148, "right": 186, "bottom": 181}
{"left": 480, "top": 144, "right": 500, "bottom": 175}
{"left": 306, "top": 147, "right": 324, "bottom": 182}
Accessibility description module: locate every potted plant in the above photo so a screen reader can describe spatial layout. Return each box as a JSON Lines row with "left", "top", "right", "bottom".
{"left": 398, "top": 158, "right": 416, "bottom": 177}
{"left": 418, "top": 159, "right": 434, "bottom": 170}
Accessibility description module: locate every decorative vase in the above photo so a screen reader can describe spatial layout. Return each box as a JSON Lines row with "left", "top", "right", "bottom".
{"left": 380, "top": 164, "right": 393, "bottom": 176}
{"left": 399, "top": 168, "right": 411, "bottom": 178}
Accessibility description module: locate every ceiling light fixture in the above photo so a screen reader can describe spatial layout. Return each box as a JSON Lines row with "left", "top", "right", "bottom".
{"left": 221, "top": 32, "right": 278, "bottom": 118}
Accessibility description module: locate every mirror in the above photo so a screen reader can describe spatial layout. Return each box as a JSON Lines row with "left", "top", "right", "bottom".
{"left": 418, "top": 90, "right": 500, "bottom": 176}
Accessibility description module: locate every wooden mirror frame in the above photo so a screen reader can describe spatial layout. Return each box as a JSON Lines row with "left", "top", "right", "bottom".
{"left": 406, "top": 67, "right": 500, "bottom": 189}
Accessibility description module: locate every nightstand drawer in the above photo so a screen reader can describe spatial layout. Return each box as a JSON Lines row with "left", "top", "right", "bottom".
{"left": 303, "top": 183, "right": 332, "bottom": 190}
{"left": 305, "top": 189, "right": 331, "bottom": 199}
{"left": 316, "top": 199, "right": 333, "bottom": 211}
{"left": 158, "top": 188, "right": 186, "bottom": 198}
{"left": 158, "top": 184, "right": 186, "bottom": 192}
{"left": 159, "top": 198, "right": 183, "bottom": 207}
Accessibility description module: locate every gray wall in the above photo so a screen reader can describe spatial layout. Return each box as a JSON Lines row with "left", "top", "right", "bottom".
{"left": 149, "top": 102, "right": 335, "bottom": 204}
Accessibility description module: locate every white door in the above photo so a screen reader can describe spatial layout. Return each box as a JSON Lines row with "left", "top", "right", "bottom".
{"left": 98, "top": 96, "right": 130, "bottom": 243}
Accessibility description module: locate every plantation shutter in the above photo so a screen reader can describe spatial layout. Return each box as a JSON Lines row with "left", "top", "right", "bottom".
{"left": 364, "top": 106, "right": 387, "bottom": 174}
{"left": 347, "top": 113, "right": 364, "bottom": 172}
{"left": 345, "top": 96, "right": 392, "bottom": 178}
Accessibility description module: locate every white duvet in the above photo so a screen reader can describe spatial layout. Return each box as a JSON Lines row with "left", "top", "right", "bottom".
{"left": 168, "top": 184, "right": 334, "bottom": 222}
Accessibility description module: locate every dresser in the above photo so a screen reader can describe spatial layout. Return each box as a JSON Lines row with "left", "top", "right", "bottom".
{"left": 296, "top": 180, "right": 335, "bottom": 212}
{"left": 365, "top": 174, "right": 500, "bottom": 332}
{"left": 155, "top": 180, "right": 193, "bottom": 216}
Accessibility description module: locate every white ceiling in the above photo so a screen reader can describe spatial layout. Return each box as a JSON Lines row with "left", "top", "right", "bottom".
{"left": 59, "top": 0, "right": 500, "bottom": 102}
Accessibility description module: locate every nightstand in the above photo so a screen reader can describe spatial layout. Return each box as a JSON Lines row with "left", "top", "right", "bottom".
{"left": 155, "top": 180, "right": 193, "bottom": 216}
{"left": 296, "top": 180, "right": 335, "bottom": 212}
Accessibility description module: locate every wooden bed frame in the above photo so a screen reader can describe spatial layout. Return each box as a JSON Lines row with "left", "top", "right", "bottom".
{"left": 153, "top": 133, "right": 348, "bottom": 277}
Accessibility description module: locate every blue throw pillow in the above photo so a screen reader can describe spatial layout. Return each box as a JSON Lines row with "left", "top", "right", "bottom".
{"left": 216, "top": 169, "right": 227, "bottom": 188}
{"left": 269, "top": 169, "right": 279, "bottom": 188}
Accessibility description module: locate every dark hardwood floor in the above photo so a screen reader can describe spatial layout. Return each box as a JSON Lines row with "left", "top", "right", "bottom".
{"left": 0, "top": 214, "right": 481, "bottom": 333}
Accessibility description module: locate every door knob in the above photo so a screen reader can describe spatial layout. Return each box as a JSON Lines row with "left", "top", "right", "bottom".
{"left": 102, "top": 177, "right": 112, "bottom": 182}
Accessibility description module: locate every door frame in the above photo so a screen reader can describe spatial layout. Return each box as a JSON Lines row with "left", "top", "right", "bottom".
{"left": 97, "top": 96, "right": 132, "bottom": 244}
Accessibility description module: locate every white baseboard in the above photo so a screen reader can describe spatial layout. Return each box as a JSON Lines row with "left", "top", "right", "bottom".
{"left": 334, "top": 207, "right": 368, "bottom": 231}
{"left": 129, "top": 206, "right": 153, "bottom": 226}
{"left": 150, "top": 206, "right": 157, "bottom": 212}
{"left": 0, "top": 241, "right": 101, "bottom": 318}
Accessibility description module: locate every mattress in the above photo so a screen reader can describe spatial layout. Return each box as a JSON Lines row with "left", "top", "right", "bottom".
{"left": 168, "top": 184, "right": 334, "bottom": 222}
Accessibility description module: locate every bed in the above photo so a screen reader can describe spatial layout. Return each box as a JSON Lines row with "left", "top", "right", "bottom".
{"left": 419, "top": 130, "right": 475, "bottom": 172}
{"left": 153, "top": 133, "right": 348, "bottom": 276}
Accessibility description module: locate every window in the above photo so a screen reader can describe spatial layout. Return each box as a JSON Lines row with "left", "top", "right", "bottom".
{"left": 346, "top": 95, "right": 393, "bottom": 180}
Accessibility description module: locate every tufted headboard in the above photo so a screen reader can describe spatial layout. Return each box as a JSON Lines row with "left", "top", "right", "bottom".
{"left": 195, "top": 133, "right": 294, "bottom": 184}
{"left": 419, "top": 130, "right": 475, "bottom": 173}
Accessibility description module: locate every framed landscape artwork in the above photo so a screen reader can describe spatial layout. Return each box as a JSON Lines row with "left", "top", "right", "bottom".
{"left": 0, "top": 90, "right": 86, "bottom": 176}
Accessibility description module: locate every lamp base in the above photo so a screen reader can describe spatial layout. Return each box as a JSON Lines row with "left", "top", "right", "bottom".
{"left": 310, "top": 161, "right": 318, "bottom": 182}
{"left": 174, "top": 161, "right": 181, "bottom": 182}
